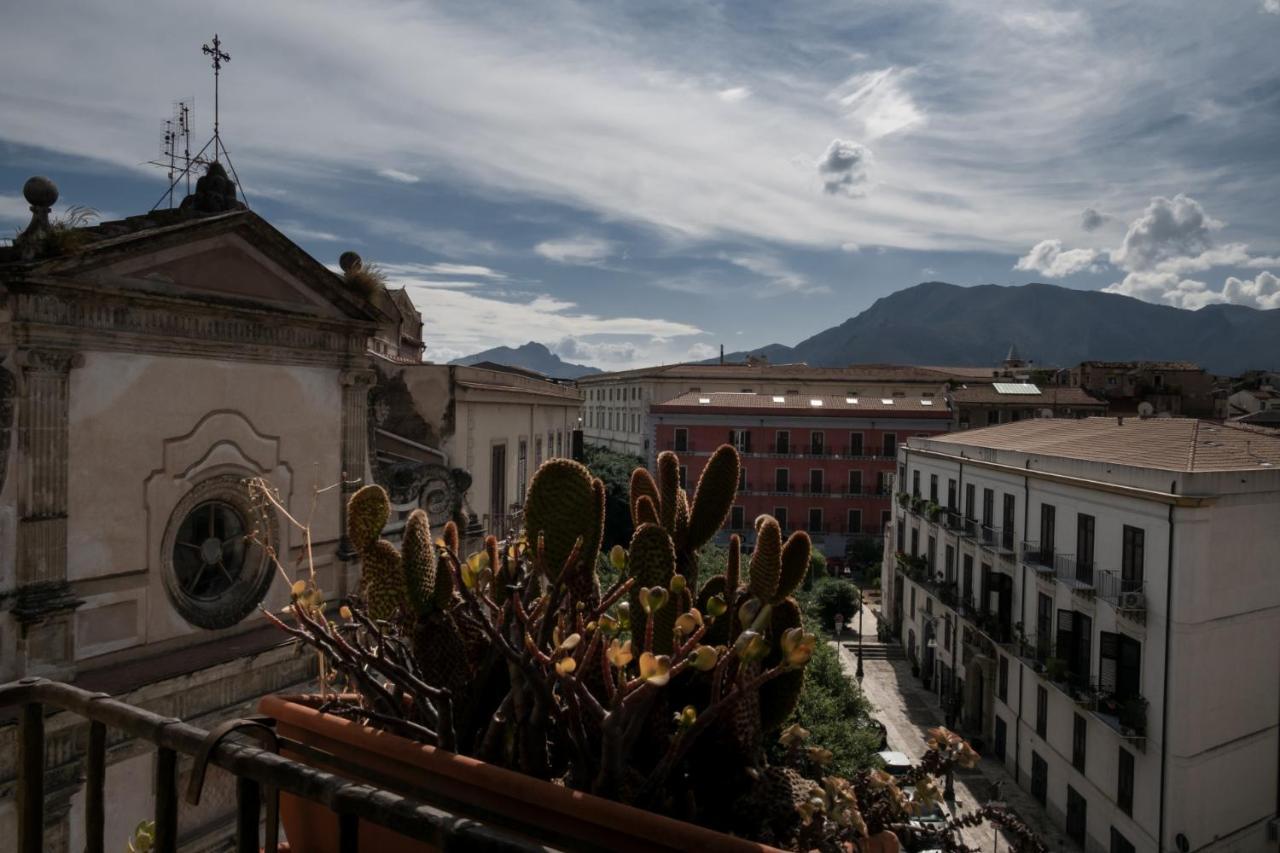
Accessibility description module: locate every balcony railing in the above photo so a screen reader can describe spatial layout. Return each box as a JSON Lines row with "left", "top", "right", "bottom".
{"left": 1052, "top": 553, "right": 1092, "bottom": 590}
{"left": 1097, "top": 571, "right": 1147, "bottom": 613}
{"left": 0, "top": 679, "right": 544, "bottom": 853}
{"left": 1020, "top": 541, "right": 1056, "bottom": 574}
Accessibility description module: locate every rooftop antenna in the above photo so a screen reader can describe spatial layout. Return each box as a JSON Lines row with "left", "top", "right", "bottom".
{"left": 150, "top": 34, "right": 249, "bottom": 211}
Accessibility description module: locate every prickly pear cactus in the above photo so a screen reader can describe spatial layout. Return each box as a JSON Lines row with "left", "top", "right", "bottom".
{"left": 759, "top": 597, "right": 805, "bottom": 731}
{"left": 685, "top": 444, "right": 740, "bottom": 551}
{"left": 629, "top": 467, "right": 661, "bottom": 527}
{"left": 656, "top": 451, "right": 680, "bottom": 533}
{"left": 347, "top": 484, "right": 390, "bottom": 555}
{"left": 401, "top": 509, "right": 437, "bottom": 615}
{"left": 776, "top": 531, "right": 812, "bottom": 603}
{"left": 361, "top": 539, "right": 407, "bottom": 621}
{"left": 523, "top": 458, "right": 604, "bottom": 582}
{"left": 627, "top": 522, "right": 677, "bottom": 654}
{"left": 748, "top": 515, "right": 783, "bottom": 602}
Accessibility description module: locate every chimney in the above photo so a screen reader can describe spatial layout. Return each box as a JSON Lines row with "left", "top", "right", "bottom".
{"left": 719, "top": 344, "right": 724, "bottom": 365}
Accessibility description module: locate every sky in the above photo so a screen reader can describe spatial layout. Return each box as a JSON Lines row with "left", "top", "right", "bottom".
{"left": 2, "top": 0, "right": 1279, "bottom": 369}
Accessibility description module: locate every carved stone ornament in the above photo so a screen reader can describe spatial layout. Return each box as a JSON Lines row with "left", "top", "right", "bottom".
{"left": 16, "top": 347, "right": 84, "bottom": 374}
{"left": 376, "top": 460, "right": 470, "bottom": 528}
{"left": 160, "top": 473, "right": 279, "bottom": 630}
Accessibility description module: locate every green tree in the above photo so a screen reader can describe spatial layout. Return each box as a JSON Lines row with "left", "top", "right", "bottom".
{"left": 810, "top": 577, "right": 861, "bottom": 634}
{"left": 844, "top": 534, "right": 883, "bottom": 582}
{"left": 803, "top": 549, "right": 828, "bottom": 590}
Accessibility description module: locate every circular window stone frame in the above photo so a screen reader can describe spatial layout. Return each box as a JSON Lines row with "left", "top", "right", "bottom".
{"left": 161, "top": 473, "right": 279, "bottom": 630}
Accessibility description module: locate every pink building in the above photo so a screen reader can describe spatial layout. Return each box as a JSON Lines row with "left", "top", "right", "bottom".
{"left": 651, "top": 392, "right": 951, "bottom": 567}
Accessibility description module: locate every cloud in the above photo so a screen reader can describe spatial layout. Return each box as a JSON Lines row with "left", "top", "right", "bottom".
{"left": 1264, "top": 0, "right": 1279, "bottom": 14}
{"left": 534, "top": 236, "right": 615, "bottom": 265}
{"left": 1109, "top": 194, "right": 1221, "bottom": 272}
{"left": 1014, "top": 239, "right": 1103, "bottom": 278}
{"left": 829, "top": 67, "right": 925, "bottom": 139}
{"left": 817, "top": 139, "right": 872, "bottom": 196}
{"left": 1001, "top": 9, "right": 1087, "bottom": 37}
{"left": 553, "top": 337, "right": 638, "bottom": 365}
{"left": 377, "top": 168, "right": 420, "bottom": 184}
{"left": 1222, "top": 271, "right": 1280, "bottom": 309}
{"left": 717, "top": 87, "right": 751, "bottom": 103}
{"left": 380, "top": 261, "right": 506, "bottom": 279}
{"left": 721, "top": 253, "right": 826, "bottom": 295}
{"left": 1104, "top": 271, "right": 1220, "bottom": 309}
{"left": 685, "top": 342, "right": 718, "bottom": 361}
{"left": 1080, "top": 207, "right": 1110, "bottom": 232}
{"left": 277, "top": 220, "right": 343, "bottom": 242}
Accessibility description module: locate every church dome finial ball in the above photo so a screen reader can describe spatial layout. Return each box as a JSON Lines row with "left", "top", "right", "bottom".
{"left": 339, "top": 251, "right": 363, "bottom": 273}
{"left": 23, "top": 176, "right": 58, "bottom": 209}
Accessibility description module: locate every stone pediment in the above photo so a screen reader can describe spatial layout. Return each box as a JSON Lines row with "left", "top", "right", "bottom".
{"left": 89, "top": 233, "right": 349, "bottom": 319}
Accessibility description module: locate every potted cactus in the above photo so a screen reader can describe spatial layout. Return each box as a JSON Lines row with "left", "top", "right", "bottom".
{"left": 254, "top": 446, "right": 1042, "bottom": 852}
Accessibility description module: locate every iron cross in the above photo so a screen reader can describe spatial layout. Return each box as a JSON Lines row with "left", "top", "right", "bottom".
{"left": 201, "top": 34, "right": 231, "bottom": 151}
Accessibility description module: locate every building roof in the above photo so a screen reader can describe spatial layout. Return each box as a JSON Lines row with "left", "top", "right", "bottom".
{"left": 922, "top": 417, "right": 1280, "bottom": 472}
{"left": 1077, "top": 360, "right": 1204, "bottom": 372}
{"left": 947, "top": 384, "right": 1106, "bottom": 407}
{"left": 577, "top": 362, "right": 988, "bottom": 385}
{"left": 653, "top": 391, "right": 950, "bottom": 416}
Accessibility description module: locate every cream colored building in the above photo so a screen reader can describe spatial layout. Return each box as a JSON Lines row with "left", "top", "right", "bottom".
{"left": 882, "top": 418, "right": 1280, "bottom": 853}
{"left": 579, "top": 362, "right": 986, "bottom": 461}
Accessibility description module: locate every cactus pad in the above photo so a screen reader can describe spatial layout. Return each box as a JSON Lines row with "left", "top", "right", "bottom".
{"left": 656, "top": 452, "right": 680, "bottom": 533}
{"left": 748, "top": 516, "right": 783, "bottom": 602}
{"left": 347, "top": 484, "right": 390, "bottom": 555}
{"left": 759, "top": 597, "right": 804, "bottom": 731}
{"left": 524, "top": 458, "right": 603, "bottom": 582}
{"left": 401, "top": 509, "right": 437, "bottom": 615}
{"left": 627, "top": 523, "right": 677, "bottom": 654}
{"left": 361, "top": 539, "right": 406, "bottom": 621}
{"left": 686, "top": 444, "right": 740, "bottom": 550}
{"left": 776, "top": 531, "right": 812, "bottom": 602}
{"left": 629, "top": 467, "right": 661, "bottom": 528}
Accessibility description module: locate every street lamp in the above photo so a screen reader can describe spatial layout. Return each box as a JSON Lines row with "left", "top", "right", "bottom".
{"left": 855, "top": 592, "right": 865, "bottom": 682}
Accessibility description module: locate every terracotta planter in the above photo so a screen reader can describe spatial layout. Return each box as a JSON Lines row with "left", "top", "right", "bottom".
{"left": 260, "top": 694, "right": 783, "bottom": 853}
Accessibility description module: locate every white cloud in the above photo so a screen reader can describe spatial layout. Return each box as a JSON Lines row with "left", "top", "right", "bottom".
{"left": 553, "top": 337, "right": 638, "bottom": 365}
{"left": 817, "top": 139, "right": 872, "bottom": 197}
{"left": 1104, "top": 271, "right": 1219, "bottom": 309}
{"left": 1001, "top": 9, "right": 1087, "bottom": 37}
{"left": 1222, "top": 271, "right": 1280, "bottom": 309}
{"left": 380, "top": 261, "right": 506, "bottom": 279}
{"left": 840, "top": 242, "right": 861, "bottom": 253}
{"left": 277, "top": 220, "right": 343, "bottom": 242}
{"left": 403, "top": 286, "right": 702, "bottom": 367}
{"left": 721, "top": 253, "right": 826, "bottom": 295}
{"left": 829, "top": 67, "right": 925, "bottom": 139}
{"left": 1244, "top": 255, "right": 1280, "bottom": 269}
{"left": 685, "top": 342, "right": 718, "bottom": 361}
{"left": 1080, "top": 207, "right": 1110, "bottom": 232}
{"left": 1152, "top": 243, "right": 1251, "bottom": 275}
{"left": 1014, "top": 239, "right": 1103, "bottom": 278}
{"left": 377, "top": 168, "right": 420, "bottom": 184}
{"left": 1109, "top": 194, "right": 1221, "bottom": 272}
{"left": 534, "top": 236, "right": 615, "bottom": 265}
{"left": 717, "top": 87, "right": 751, "bottom": 103}
{"left": 1263, "top": 0, "right": 1280, "bottom": 14}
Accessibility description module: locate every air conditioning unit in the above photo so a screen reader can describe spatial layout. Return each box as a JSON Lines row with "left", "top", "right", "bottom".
{"left": 1119, "top": 590, "right": 1146, "bottom": 610}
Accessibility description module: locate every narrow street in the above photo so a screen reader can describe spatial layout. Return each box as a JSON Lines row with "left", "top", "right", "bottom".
{"left": 836, "top": 595, "right": 1079, "bottom": 852}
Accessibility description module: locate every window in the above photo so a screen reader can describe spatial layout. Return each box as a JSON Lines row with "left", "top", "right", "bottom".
{"left": 1002, "top": 493, "right": 1016, "bottom": 548}
{"left": 910, "top": 586, "right": 916, "bottom": 619}
{"left": 848, "top": 469, "right": 863, "bottom": 495}
{"left": 910, "top": 528, "right": 919, "bottom": 557}
{"left": 674, "top": 428, "right": 688, "bottom": 452}
{"left": 944, "top": 614, "right": 952, "bottom": 650}
{"left": 1111, "top": 828, "right": 1136, "bottom": 853}
{"left": 994, "top": 717, "right": 1007, "bottom": 760}
{"left": 1036, "top": 685, "right": 1048, "bottom": 737}
{"left": 1037, "top": 593, "right": 1053, "bottom": 659}
{"left": 1065, "top": 786, "right": 1087, "bottom": 846}
{"left": 1099, "top": 632, "right": 1142, "bottom": 700}
{"left": 808, "top": 469, "right": 824, "bottom": 494}
{"left": 738, "top": 468, "right": 747, "bottom": 491}
{"left": 490, "top": 444, "right": 507, "bottom": 528}
{"left": 927, "top": 536, "right": 937, "bottom": 575}
{"left": 982, "top": 487, "right": 994, "bottom": 526}
{"left": 876, "top": 470, "right": 889, "bottom": 495}
{"left": 1058, "top": 609, "right": 1093, "bottom": 689}
{"left": 1117, "top": 748, "right": 1134, "bottom": 815}
{"left": 808, "top": 508, "right": 823, "bottom": 533}
{"left": 730, "top": 506, "right": 745, "bottom": 530}
{"left": 997, "top": 656, "right": 1008, "bottom": 702}
{"left": 1031, "top": 752, "right": 1047, "bottom": 804}
{"left": 1122, "top": 525, "right": 1145, "bottom": 586}
{"left": 883, "top": 432, "right": 897, "bottom": 457}
{"left": 776, "top": 430, "right": 790, "bottom": 454}
{"left": 929, "top": 474, "right": 939, "bottom": 503}
{"left": 962, "top": 555, "right": 974, "bottom": 608}
{"left": 1073, "top": 714, "right": 1087, "bottom": 772}
{"left": 678, "top": 465, "right": 687, "bottom": 489}
{"left": 1077, "top": 513, "right": 1096, "bottom": 581}
{"left": 775, "top": 468, "right": 790, "bottom": 492}
{"left": 1040, "top": 503, "right": 1056, "bottom": 559}
{"left": 517, "top": 439, "right": 528, "bottom": 498}
{"left": 534, "top": 436, "right": 543, "bottom": 467}
{"left": 847, "top": 509, "right": 862, "bottom": 535}
{"left": 810, "top": 431, "right": 825, "bottom": 455}
{"left": 947, "top": 478, "right": 957, "bottom": 511}
{"left": 912, "top": 470, "right": 921, "bottom": 498}
{"left": 775, "top": 507, "right": 789, "bottom": 530}
{"left": 881, "top": 509, "right": 891, "bottom": 531}
{"left": 730, "top": 429, "right": 752, "bottom": 453}
{"left": 849, "top": 432, "right": 864, "bottom": 456}
{"left": 944, "top": 545, "right": 955, "bottom": 584}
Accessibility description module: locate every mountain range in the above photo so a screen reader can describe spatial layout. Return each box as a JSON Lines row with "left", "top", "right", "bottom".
{"left": 718, "top": 282, "right": 1279, "bottom": 375}
{"left": 449, "top": 341, "right": 601, "bottom": 378}
{"left": 452, "top": 283, "right": 1279, "bottom": 378}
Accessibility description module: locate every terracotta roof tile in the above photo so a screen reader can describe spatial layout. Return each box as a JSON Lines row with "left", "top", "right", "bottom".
{"left": 923, "top": 417, "right": 1280, "bottom": 472}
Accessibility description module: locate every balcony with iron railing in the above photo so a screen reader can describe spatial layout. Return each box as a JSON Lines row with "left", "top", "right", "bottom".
{"left": 0, "top": 679, "right": 545, "bottom": 853}
{"left": 1097, "top": 571, "right": 1148, "bottom": 618}
{"left": 1052, "top": 553, "right": 1093, "bottom": 592}
{"left": 1020, "top": 541, "right": 1057, "bottom": 575}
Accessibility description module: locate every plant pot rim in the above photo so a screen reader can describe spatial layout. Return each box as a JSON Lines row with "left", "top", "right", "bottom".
{"left": 261, "top": 693, "right": 783, "bottom": 853}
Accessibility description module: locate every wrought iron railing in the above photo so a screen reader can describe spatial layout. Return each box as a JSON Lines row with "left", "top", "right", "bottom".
{"left": 0, "top": 678, "right": 552, "bottom": 853}
{"left": 1052, "top": 553, "right": 1092, "bottom": 588}
{"left": 1097, "top": 570, "right": 1147, "bottom": 611}
{"left": 1020, "top": 541, "right": 1055, "bottom": 573}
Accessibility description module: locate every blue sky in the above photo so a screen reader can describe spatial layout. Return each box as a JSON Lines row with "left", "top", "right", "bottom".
{"left": 2, "top": 0, "right": 1279, "bottom": 368}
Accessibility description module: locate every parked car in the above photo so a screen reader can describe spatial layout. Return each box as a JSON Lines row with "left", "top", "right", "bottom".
{"left": 875, "top": 750, "right": 913, "bottom": 777}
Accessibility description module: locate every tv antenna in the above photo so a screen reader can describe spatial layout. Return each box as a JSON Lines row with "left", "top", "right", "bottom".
{"left": 150, "top": 34, "right": 249, "bottom": 211}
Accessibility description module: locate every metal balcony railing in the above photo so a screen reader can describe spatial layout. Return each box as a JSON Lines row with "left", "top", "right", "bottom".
{"left": 0, "top": 678, "right": 545, "bottom": 853}
{"left": 1097, "top": 571, "right": 1147, "bottom": 612}
{"left": 1020, "top": 541, "right": 1056, "bottom": 573}
{"left": 1052, "top": 553, "right": 1092, "bottom": 589}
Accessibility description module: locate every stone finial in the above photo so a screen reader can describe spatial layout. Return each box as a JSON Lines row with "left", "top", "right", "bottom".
{"left": 339, "top": 251, "right": 363, "bottom": 273}
{"left": 14, "top": 176, "right": 58, "bottom": 259}
{"left": 178, "top": 161, "right": 246, "bottom": 215}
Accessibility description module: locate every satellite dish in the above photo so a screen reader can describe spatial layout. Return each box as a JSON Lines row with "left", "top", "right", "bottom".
{"left": 1137, "top": 401, "right": 1155, "bottom": 417}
